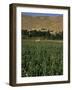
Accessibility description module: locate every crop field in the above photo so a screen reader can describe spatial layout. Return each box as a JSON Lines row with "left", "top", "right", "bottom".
{"left": 21, "top": 40, "right": 63, "bottom": 77}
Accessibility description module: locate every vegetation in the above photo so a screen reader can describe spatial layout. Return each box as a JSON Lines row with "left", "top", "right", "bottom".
{"left": 22, "top": 30, "right": 63, "bottom": 40}
{"left": 21, "top": 40, "right": 63, "bottom": 77}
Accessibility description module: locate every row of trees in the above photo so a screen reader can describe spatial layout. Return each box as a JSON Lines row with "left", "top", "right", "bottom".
{"left": 22, "top": 30, "right": 63, "bottom": 40}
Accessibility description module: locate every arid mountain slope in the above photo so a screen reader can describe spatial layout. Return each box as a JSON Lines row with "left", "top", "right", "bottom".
{"left": 21, "top": 15, "right": 63, "bottom": 33}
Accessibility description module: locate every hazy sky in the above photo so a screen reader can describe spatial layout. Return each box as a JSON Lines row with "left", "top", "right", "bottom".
{"left": 22, "top": 12, "right": 63, "bottom": 17}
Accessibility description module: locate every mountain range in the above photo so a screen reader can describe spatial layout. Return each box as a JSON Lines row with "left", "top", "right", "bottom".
{"left": 21, "top": 14, "right": 63, "bottom": 33}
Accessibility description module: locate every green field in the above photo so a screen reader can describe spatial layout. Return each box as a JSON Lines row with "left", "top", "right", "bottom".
{"left": 21, "top": 40, "right": 63, "bottom": 77}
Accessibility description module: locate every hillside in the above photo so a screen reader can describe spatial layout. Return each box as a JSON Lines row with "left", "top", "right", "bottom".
{"left": 21, "top": 14, "right": 63, "bottom": 33}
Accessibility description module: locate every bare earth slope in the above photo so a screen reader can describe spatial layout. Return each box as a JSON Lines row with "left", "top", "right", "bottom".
{"left": 22, "top": 15, "right": 63, "bottom": 33}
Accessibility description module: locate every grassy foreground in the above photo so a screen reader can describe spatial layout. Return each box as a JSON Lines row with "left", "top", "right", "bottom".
{"left": 21, "top": 40, "right": 63, "bottom": 77}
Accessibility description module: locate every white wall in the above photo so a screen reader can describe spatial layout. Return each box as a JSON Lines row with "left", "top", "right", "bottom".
{"left": 0, "top": 0, "right": 72, "bottom": 90}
